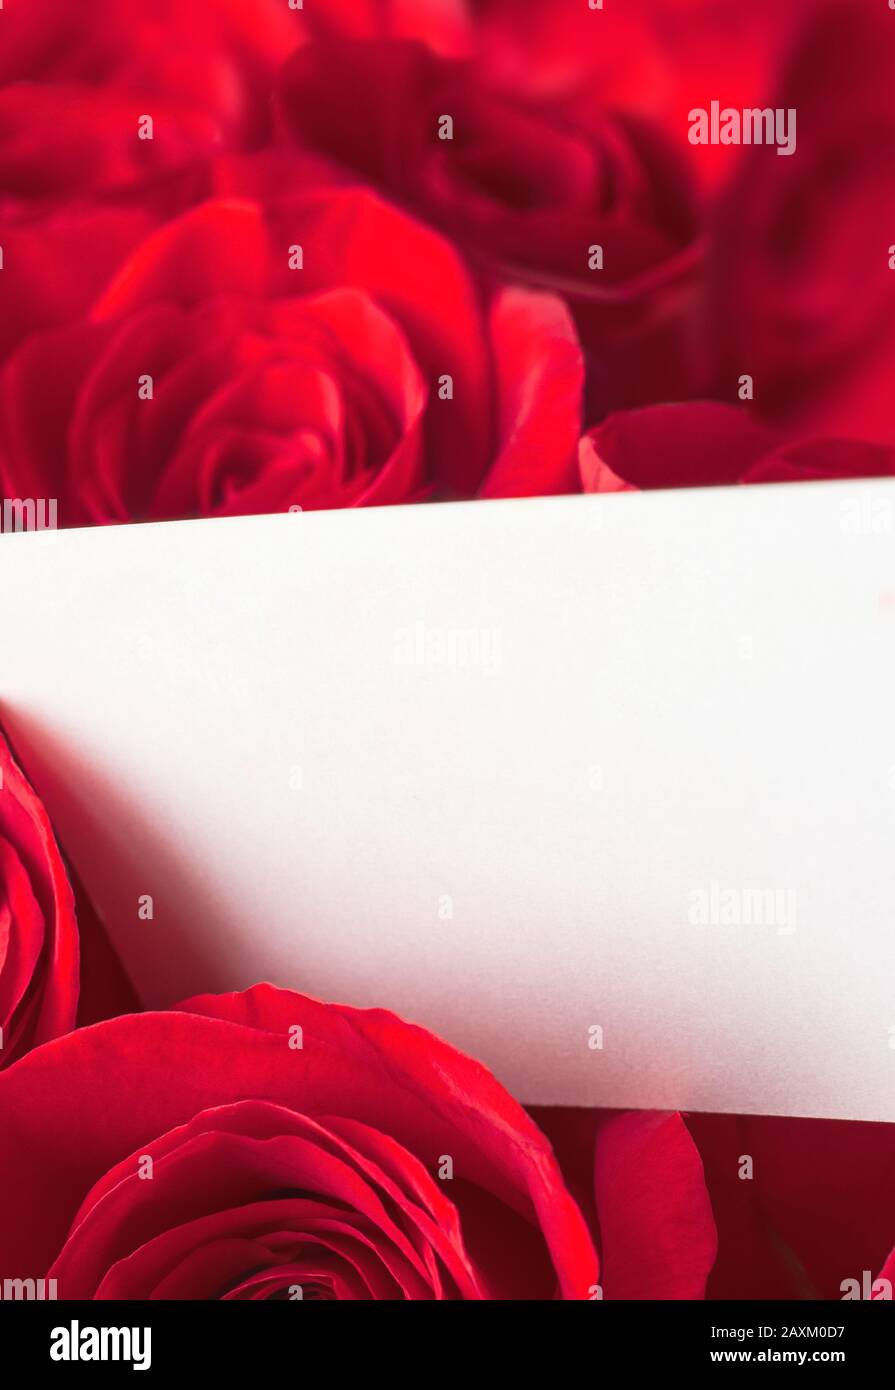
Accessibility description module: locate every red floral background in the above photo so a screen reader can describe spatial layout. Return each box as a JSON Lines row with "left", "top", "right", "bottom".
{"left": 1, "top": 0, "right": 894, "bottom": 1300}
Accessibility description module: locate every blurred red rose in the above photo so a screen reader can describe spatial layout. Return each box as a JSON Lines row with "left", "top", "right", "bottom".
{"left": 300, "top": 0, "right": 472, "bottom": 57}
{"left": 0, "top": 985, "right": 598, "bottom": 1299}
{"left": 579, "top": 403, "right": 895, "bottom": 492}
{"left": 0, "top": 81, "right": 220, "bottom": 211}
{"left": 275, "top": 36, "right": 701, "bottom": 420}
{"left": 0, "top": 0, "right": 298, "bottom": 188}
{"left": 707, "top": 0, "right": 895, "bottom": 444}
{"left": 0, "top": 189, "right": 583, "bottom": 523}
{"left": 0, "top": 0, "right": 296, "bottom": 88}
{"left": 468, "top": 1, "right": 811, "bottom": 170}
{"left": 0, "top": 0, "right": 297, "bottom": 361}
{"left": 0, "top": 203, "right": 159, "bottom": 363}
{"left": 0, "top": 730, "right": 78, "bottom": 1068}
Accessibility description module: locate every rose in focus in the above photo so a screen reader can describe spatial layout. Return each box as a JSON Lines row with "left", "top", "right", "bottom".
{"left": 0, "top": 985, "right": 598, "bottom": 1299}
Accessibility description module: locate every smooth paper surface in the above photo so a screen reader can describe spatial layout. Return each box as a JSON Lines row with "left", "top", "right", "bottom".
{"left": 1, "top": 484, "right": 894, "bottom": 1118}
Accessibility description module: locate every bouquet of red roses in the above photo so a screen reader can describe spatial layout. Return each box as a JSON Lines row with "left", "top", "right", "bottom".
{"left": 1, "top": 0, "right": 894, "bottom": 1307}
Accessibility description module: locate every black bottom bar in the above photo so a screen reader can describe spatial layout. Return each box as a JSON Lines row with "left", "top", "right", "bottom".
{"left": 0, "top": 1298, "right": 890, "bottom": 1375}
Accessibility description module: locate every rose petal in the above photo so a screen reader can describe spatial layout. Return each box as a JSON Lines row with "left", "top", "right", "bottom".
{"left": 481, "top": 287, "right": 583, "bottom": 499}
{"left": 593, "top": 1111, "right": 717, "bottom": 1300}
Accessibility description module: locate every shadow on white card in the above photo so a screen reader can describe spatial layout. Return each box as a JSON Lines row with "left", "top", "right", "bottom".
{"left": 0, "top": 486, "right": 894, "bottom": 1119}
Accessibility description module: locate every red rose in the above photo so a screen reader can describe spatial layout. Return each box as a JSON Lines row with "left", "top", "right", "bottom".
{"left": 706, "top": 0, "right": 895, "bottom": 444}
{"left": 275, "top": 36, "right": 700, "bottom": 419}
{"left": 579, "top": 402, "right": 895, "bottom": 492}
{"left": 0, "top": 189, "right": 583, "bottom": 523}
{"left": 0, "top": 731, "right": 79, "bottom": 1068}
{"left": 0, "top": 985, "right": 598, "bottom": 1299}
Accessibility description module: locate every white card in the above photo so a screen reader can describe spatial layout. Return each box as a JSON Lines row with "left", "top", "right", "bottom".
{"left": 1, "top": 483, "right": 894, "bottom": 1118}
